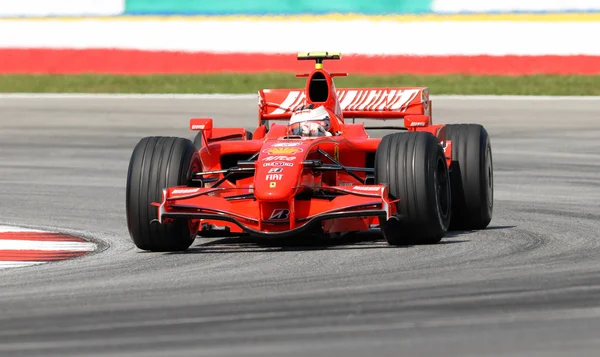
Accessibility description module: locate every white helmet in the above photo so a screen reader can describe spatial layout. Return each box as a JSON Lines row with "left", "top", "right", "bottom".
{"left": 287, "top": 105, "right": 332, "bottom": 137}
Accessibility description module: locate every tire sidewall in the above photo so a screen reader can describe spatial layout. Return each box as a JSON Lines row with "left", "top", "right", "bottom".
{"left": 480, "top": 132, "right": 493, "bottom": 221}
{"left": 431, "top": 143, "right": 451, "bottom": 233}
{"left": 446, "top": 124, "right": 494, "bottom": 230}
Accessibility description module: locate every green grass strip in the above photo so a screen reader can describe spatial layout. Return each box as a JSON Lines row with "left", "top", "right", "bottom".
{"left": 1, "top": 73, "right": 598, "bottom": 95}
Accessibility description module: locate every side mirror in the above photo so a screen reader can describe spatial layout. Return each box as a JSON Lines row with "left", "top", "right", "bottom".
{"left": 190, "top": 118, "right": 213, "bottom": 149}
{"left": 190, "top": 118, "right": 213, "bottom": 139}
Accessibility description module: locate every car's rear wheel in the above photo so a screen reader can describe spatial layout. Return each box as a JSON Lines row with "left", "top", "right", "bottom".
{"left": 445, "top": 124, "right": 493, "bottom": 230}
{"left": 375, "top": 132, "right": 451, "bottom": 245}
{"left": 126, "top": 136, "right": 199, "bottom": 252}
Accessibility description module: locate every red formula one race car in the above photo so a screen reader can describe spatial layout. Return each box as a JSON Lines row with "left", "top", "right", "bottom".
{"left": 126, "top": 52, "right": 493, "bottom": 252}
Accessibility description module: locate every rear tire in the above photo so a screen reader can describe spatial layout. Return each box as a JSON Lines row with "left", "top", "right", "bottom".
{"left": 126, "top": 136, "right": 198, "bottom": 252}
{"left": 375, "top": 132, "right": 451, "bottom": 245}
{"left": 445, "top": 124, "right": 493, "bottom": 230}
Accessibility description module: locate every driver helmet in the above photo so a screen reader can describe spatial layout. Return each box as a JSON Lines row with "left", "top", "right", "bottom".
{"left": 287, "top": 105, "right": 332, "bottom": 137}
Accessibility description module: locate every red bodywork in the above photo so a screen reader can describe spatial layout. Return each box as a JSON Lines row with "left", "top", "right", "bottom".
{"left": 156, "top": 56, "right": 452, "bottom": 238}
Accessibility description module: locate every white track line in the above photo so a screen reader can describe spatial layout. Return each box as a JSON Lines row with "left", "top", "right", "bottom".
{"left": 0, "top": 240, "right": 96, "bottom": 251}
{"left": 1, "top": 93, "right": 599, "bottom": 100}
{"left": 0, "top": 261, "right": 46, "bottom": 269}
{"left": 0, "top": 225, "right": 48, "bottom": 233}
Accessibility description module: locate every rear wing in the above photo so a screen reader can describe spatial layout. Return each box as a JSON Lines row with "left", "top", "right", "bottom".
{"left": 258, "top": 87, "right": 431, "bottom": 121}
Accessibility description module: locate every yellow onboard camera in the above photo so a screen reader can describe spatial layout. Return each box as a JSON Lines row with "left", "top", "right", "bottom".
{"left": 297, "top": 52, "right": 342, "bottom": 69}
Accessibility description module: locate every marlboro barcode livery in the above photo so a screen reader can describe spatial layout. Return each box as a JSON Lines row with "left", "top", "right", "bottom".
{"left": 125, "top": 52, "right": 494, "bottom": 251}
{"left": 262, "top": 88, "right": 425, "bottom": 116}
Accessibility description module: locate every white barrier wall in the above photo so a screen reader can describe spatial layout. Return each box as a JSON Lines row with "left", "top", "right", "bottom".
{"left": 431, "top": 0, "right": 600, "bottom": 13}
{"left": 0, "top": 19, "right": 598, "bottom": 56}
{"left": 2, "top": 0, "right": 599, "bottom": 17}
{"left": 0, "top": 0, "right": 125, "bottom": 17}
{"left": 1, "top": 1, "right": 599, "bottom": 74}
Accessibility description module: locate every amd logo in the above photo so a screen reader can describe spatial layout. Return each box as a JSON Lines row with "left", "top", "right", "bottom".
{"left": 269, "top": 209, "right": 290, "bottom": 220}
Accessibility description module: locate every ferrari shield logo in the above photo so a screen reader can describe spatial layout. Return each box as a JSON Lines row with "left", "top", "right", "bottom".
{"left": 263, "top": 147, "right": 303, "bottom": 155}
{"left": 270, "top": 182, "right": 276, "bottom": 188}
{"left": 334, "top": 145, "right": 339, "bottom": 161}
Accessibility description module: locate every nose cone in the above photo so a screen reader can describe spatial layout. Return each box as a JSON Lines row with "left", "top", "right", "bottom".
{"left": 253, "top": 142, "right": 306, "bottom": 201}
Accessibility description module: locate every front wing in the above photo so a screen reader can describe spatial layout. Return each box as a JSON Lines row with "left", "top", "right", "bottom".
{"left": 155, "top": 185, "right": 397, "bottom": 237}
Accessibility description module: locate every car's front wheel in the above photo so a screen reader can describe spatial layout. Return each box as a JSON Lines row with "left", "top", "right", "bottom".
{"left": 126, "top": 136, "right": 199, "bottom": 252}
{"left": 375, "top": 132, "right": 451, "bottom": 245}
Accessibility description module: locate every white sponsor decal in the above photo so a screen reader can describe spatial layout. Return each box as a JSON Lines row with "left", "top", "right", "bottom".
{"left": 353, "top": 186, "right": 382, "bottom": 192}
{"left": 191, "top": 124, "right": 206, "bottom": 130}
{"left": 172, "top": 188, "right": 201, "bottom": 194}
{"left": 393, "top": 90, "right": 421, "bottom": 112}
{"left": 266, "top": 174, "right": 283, "bottom": 180}
{"left": 272, "top": 142, "right": 301, "bottom": 147}
{"left": 271, "top": 91, "right": 303, "bottom": 115}
{"left": 262, "top": 155, "right": 296, "bottom": 161}
{"left": 263, "top": 162, "right": 294, "bottom": 167}
{"left": 268, "top": 168, "right": 283, "bottom": 173}
{"left": 272, "top": 89, "right": 421, "bottom": 113}
{"left": 269, "top": 209, "right": 290, "bottom": 220}
{"left": 410, "top": 122, "right": 426, "bottom": 127}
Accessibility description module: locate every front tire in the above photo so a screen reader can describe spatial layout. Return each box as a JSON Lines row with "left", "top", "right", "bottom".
{"left": 375, "top": 132, "right": 451, "bottom": 245}
{"left": 445, "top": 124, "right": 493, "bottom": 230}
{"left": 126, "top": 136, "right": 198, "bottom": 252}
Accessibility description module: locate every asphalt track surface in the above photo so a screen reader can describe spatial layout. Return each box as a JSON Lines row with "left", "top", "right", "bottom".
{"left": 1, "top": 96, "right": 599, "bottom": 357}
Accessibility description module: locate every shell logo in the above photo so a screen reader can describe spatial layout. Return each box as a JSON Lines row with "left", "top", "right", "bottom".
{"left": 263, "top": 147, "right": 303, "bottom": 155}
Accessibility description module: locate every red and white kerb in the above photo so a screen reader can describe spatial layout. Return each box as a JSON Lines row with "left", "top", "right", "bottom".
{"left": 0, "top": 225, "right": 96, "bottom": 270}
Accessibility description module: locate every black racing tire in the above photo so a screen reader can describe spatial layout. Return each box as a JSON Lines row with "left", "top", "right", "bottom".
{"left": 193, "top": 130, "right": 253, "bottom": 150}
{"left": 375, "top": 132, "right": 451, "bottom": 245}
{"left": 445, "top": 124, "right": 493, "bottom": 230}
{"left": 126, "top": 136, "right": 199, "bottom": 252}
